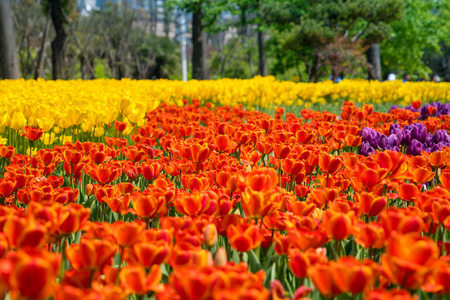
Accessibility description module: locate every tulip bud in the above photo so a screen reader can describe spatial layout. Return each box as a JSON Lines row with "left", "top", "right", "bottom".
{"left": 114, "top": 121, "right": 127, "bottom": 132}
{"left": 10, "top": 112, "right": 26, "bottom": 131}
{"left": 214, "top": 247, "right": 227, "bottom": 266}
{"left": 204, "top": 224, "right": 218, "bottom": 247}
{"left": 85, "top": 184, "right": 93, "bottom": 196}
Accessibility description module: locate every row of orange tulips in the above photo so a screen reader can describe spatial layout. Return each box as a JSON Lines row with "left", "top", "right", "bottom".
{"left": 0, "top": 100, "right": 448, "bottom": 299}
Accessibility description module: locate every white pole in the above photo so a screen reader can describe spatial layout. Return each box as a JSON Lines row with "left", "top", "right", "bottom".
{"left": 180, "top": 11, "right": 188, "bottom": 81}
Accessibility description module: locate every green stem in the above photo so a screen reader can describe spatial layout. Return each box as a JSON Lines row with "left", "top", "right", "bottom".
{"left": 115, "top": 247, "right": 125, "bottom": 286}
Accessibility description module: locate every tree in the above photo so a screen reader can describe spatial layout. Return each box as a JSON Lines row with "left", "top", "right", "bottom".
{"left": 381, "top": 0, "right": 450, "bottom": 79}
{"left": 225, "top": 0, "right": 269, "bottom": 76}
{"left": 42, "top": 0, "right": 76, "bottom": 79}
{"left": 191, "top": 1, "right": 208, "bottom": 79}
{"left": 167, "top": 0, "right": 226, "bottom": 80}
{"left": 265, "top": 0, "right": 404, "bottom": 81}
{"left": 0, "top": 0, "right": 20, "bottom": 79}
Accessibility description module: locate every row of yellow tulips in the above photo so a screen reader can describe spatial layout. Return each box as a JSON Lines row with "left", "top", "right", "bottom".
{"left": 1, "top": 77, "right": 448, "bottom": 137}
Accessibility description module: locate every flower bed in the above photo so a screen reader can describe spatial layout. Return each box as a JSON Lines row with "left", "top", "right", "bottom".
{"left": 0, "top": 95, "right": 448, "bottom": 299}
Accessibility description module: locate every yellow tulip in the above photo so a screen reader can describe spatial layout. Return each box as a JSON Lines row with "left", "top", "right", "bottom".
{"left": 37, "top": 118, "right": 54, "bottom": 133}
{"left": 26, "top": 147, "right": 38, "bottom": 156}
{"left": 93, "top": 127, "right": 105, "bottom": 137}
{"left": 41, "top": 132, "right": 56, "bottom": 145}
{"left": 10, "top": 112, "right": 26, "bottom": 131}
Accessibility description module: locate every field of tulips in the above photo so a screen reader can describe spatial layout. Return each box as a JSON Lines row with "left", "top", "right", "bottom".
{"left": 0, "top": 79, "right": 449, "bottom": 300}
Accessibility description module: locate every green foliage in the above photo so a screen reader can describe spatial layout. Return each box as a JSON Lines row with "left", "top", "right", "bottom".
{"left": 381, "top": 0, "right": 450, "bottom": 78}
{"left": 265, "top": 0, "right": 404, "bottom": 81}
{"left": 41, "top": 0, "right": 78, "bottom": 21}
{"left": 209, "top": 37, "right": 258, "bottom": 79}
{"left": 165, "top": 0, "right": 228, "bottom": 31}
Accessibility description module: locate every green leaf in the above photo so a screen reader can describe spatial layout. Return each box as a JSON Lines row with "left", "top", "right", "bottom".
{"left": 262, "top": 243, "right": 277, "bottom": 270}
{"left": 263, "top": 262, "right": 276, "bottom": 288}
{"left": 248, "top": 249, "right": 262, "bottom": 273}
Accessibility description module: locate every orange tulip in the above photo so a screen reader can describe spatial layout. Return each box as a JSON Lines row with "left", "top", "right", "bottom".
{"left": 23, "top": 126, "right": 43, "bottom": 141}
{"left": 380, "top": 209, "right": 424, "bottom": 238}
{"left": 428, "top": 151, "right": 447, "bottom": 168}
{"left": 114, "top": 121, "right": 127, "bottom": 132}
{"left": 308, "top": 263, "right": 341, "bottom": 297}
{"left": 319, "top": 154, "right": 342, "bottom": 175}
{"left": 288, "top": 248, "right": 310, "bottom": 278}
{"left": 215, "top": 135, "right": 232, "bottom": 153}
{"left": 308, "top": 187, "right": 339, "bottom": 208}
{"left": 0, "top": 145, "right": 15, "bottom": 158}
{"left": 227, "top": 223, "right": 263, "bottom": 252}
{"left": 173, "top": 192, "right": 216, "bottom": 217}
{"left": 104, "top": 194, "right": 132, "bottom": 214}
{"left": 348, "top": 163, "right": 387, "bottom": 192}
{"left": 3, "top": 215, "right": 47, "bottom": 249}
{"left": 431, "top": 200, "right": 450, "bottom": 225}
{"left": 365, "top": 288, "right": 417, "bottom": 300}
{"left": 132, "top": 192, "right": 166, "bottom": 219}
{"left": 344, "top": 135, "right": 362, "bottom": 147}
{"left": 381, "top": 234, "right": 439, "bottom": 289}
{"left": 352, "top": 221, "right": 386, "bottom": 249}
{"left": 286, "top": 199, "right": 316, "bottom": 217}
{"left": 203, "top": 224, "right": 218, "bottom": 247}
{"left": 356, "top": 192, "right": 387, "bottom": 217}
{"left": 239, "top": 167, "right": 279, "bottom": 192}
{"left": 282, "top": 159, "right": 304, "bottom": 177}
{"left": 213, "top": 215, "right": 243, "bottom": 236}
{"left": 412, "top": 167, "right": 435, "bottom": 184}
{"left": 294, "top": 185, "right": 310, "bottom": 198}
{"left": 55, "top": 284, "right": 103, "bottom": 300}
{"left": 168, "top": 266, "right": 216, "bottom": 300}
{"left": 119, "top": 265, "right": 162, "bottom": 295}
{"left": 376, "top": 150, "right": 407, "bottom": 179}
{"left": 397, "top": 183, "right": 420, "bottom": 202}
{"left": 8, "top": 250, "right": 60, "bottom": 300}
{"left": 0, "top": 179, "right": 15, "bottom": 198}
{"left": 240, "top": 187, "right": 282, "bottom": 219}
{"left": 66, "top": 238, "right": 117, "bottom": 271}
{"left": 330, "top": 257, "right": 376, "bottom": 294}
{"left": 190, "top": 143, "right": 210, "bottom": 164}
{"left": 122, "top": 146, "right": 145, "bottom": 162}
{"left": 440, "top": 170, "right": 450, "bottom": 190}
{"left": 86, "top": 164, "right": 122, "bottom": 185}
{"left": 181, "top": 174, "right": 210, "bottom": 192}
{"left": 422, "top": 259, "right": 450, "bottom": 294}
{"left": 140, "top": 162, "right": 162, "bottom": 182}
{"left": 274, "top": 234, "right": 290, "bottom": 255}
{"left": 256, "top": 141, "right": 274, "bottom": 155}
{"left": 323, "top": 210, "right": 353, "bottom": 240}
{"left": 63, "top": 149, "right": 83, "bottom": 165}
{"left": 273, "top": 143, "right": 291, "bottom": 159}
{"left": 104, "top": 221, "right": 145, "bottom": 247}
{"left": 289, "top": 228, "right": 328, "bottom": 251}
{"left": 56, "top": 203, "right": 90, "bottom": 235}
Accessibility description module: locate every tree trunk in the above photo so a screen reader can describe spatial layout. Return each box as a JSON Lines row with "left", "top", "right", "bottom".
{"left": 0, "top": 0, "right": 20, "bottom": 79}
{"left": 49, "top": 0, "right": 67, "bottom": 80}
{"left": 257, "top": 29, "right": 267, "bottom": 76}
{"left": 309, "top": 54, "right": 321, "bottom": 82}
{"left": 332, "top": 68, "right": 339, "bottom": 83}
{"left": 163, "top": 2, "right": 171, "bottom": 38}
{"left": 367, "top": 43, "right": 381, "bottom": 81}
{"left": 150, "top": 0, "right": 157, "bottom": 34}
{"left": 192, "top": 2, "right": 208, "bottom": 80}
{"left": 35, "top": 9, "right": 52, "bottom": 79}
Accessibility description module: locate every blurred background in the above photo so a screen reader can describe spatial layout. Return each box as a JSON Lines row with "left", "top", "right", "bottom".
{"left": 0, "top": 0, "right": 449, "bottom": 82}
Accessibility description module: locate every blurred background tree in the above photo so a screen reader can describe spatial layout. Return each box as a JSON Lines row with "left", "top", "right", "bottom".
{"left": 1, "top": 0, "right": 448, "bottom": 81}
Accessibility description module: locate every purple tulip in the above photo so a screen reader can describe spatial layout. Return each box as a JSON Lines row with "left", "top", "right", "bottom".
{"left": 406, "top": 140, "right": 423, "bottom": 156}
{"left": 359, "top": 142, "right": 376, "bottom": 156}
